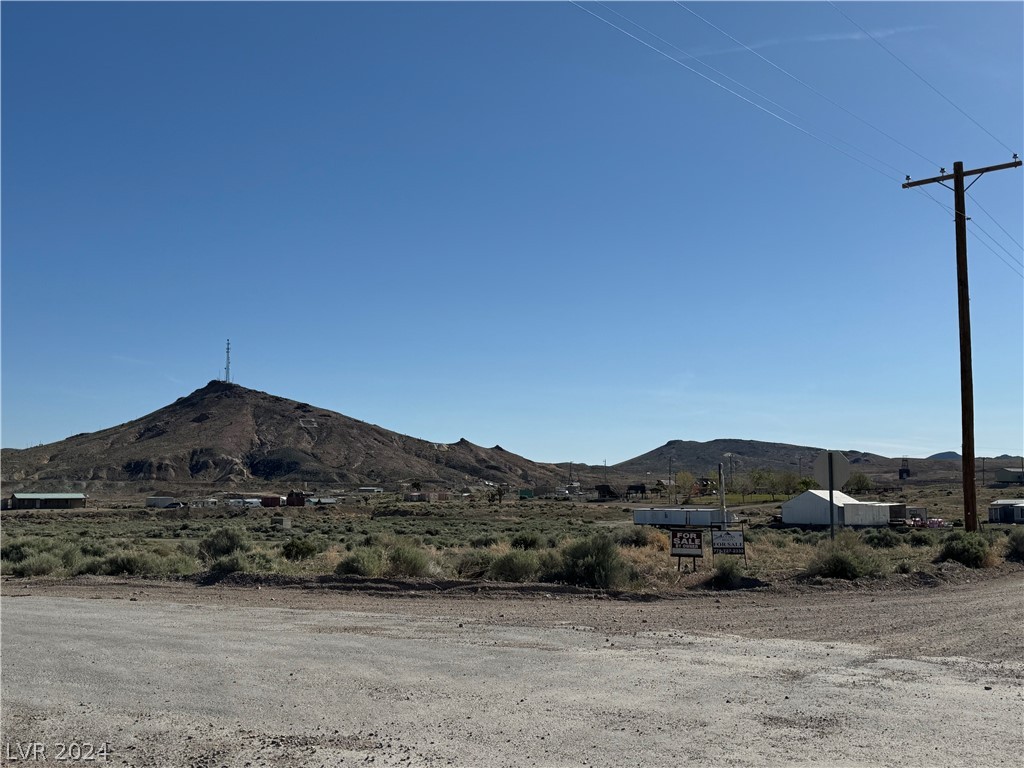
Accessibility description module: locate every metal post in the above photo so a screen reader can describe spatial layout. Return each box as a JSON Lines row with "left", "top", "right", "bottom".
{"left": 828, "top": 451, "right": 836, "bottom": 540}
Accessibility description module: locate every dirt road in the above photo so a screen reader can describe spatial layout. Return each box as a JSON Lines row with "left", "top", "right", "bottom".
{"left": 2, "top": 573, "right": 1022, "bottom": 767}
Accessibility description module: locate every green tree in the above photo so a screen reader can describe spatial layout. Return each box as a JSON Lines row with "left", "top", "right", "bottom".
{"left": 844, "top": 471, "right": 872, "bottom": 495}
{"left": 674, "top": 471, "right": 696, "bottom": 501}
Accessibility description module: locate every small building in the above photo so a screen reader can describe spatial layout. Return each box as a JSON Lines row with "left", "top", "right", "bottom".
{"left": 782, "top": 491, "right": 899, "bottom": 528}
{"left": 7, "top": 493, "right": 87, "bottom": 510}
{"left": 782, "top": 490, "right": 859, "bottom": 527}
{"left": 306, "top": 497, "right": 337, "bottom": 506}
{"left": 357, "top": 486, "right": 384, "bottom": 494}
{"left": 260, "top": 495, "right": 285, "bottom": 508}
{"left": 988, "top": 499, "right": 1024, "bottom": 524}
{"left": 146, "top": 496, "right": 180, "bottom": 509}
{"left": 994, "top": 468, "right": 1024, "bottom": 485}
{"left": 286, "top": 490, "right": 306, "bottom": 507}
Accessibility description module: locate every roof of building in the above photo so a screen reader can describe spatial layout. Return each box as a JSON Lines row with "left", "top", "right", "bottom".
{"left": 784, "top": 489, "right": 859, "bottom": 506}
{"left": 991, "top": 499, "right": 1024, "bottom": 505}
{"left": 11, "top": 493, "right": 87, "bottom": 499}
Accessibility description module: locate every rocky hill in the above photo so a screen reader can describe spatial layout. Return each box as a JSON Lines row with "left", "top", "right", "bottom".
{"left": 0, "top": 381, "right": 570, "bottom": 493}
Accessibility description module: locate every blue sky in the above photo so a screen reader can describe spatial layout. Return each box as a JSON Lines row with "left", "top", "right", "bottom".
{"left": 2, "top": 2, "right": 1022, "bottom": 464}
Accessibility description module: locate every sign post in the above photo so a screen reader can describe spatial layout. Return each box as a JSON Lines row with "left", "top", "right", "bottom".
{"left": 813, "top": 450, "right": 851, "bottom": 540}
{"left": 670, "top": 529, "right": 703, "bottom": 572}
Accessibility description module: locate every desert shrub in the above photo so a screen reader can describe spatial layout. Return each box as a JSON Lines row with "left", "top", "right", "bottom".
{"left": 210, "top": 552, "right": 250, "bottom": 574}
{"left": 12, "top": 553, "right": 62, "bottom": 577}
{"left": 453, "top": 550, "right": 494, "bottom": 579}
{"left": 101, "top": 552, "right": 160, "bottom": 576}
{"left": 560, "top": 535, "right": 628, "bottom": 589}
{"left": 861, "top": 528, "right": 902, "bottom": 549}
{"left": 386, "top": 544, "right": 430, "bottom": 577}
{"left": 281, "top": 536, "right": 319, "bottom": 561}
{"left": 80, "top": 541, "right": 109, "bottom": 558}
{"left": 938, "top": 532, "right": 989, "bottom": 568}
{"left": 336, "top": 547, "right": 386, "bottom": 577}
{"left": 707, "top": 558, "right": 745, "bottom": 589}
{"left": 894, "top": 560, "right": 913, "bottom": 574}
{"left": 908, "top": 530, "right": 934, "bottom": 547}
{"left": 805, "top": 532, "right": 883, "bottom": 580}
{"left": 487, "top": 550, "right": 539, "bottom": 583}
{"left": 200, "top": 527, "right": 250, "bottom": 559}
{"left": 1006, "top": 528, "right": 1024, "bottom": 562}
{"left": 510, "top": 532, "right": 542, "bottom": 550}
{"left": 1, "top": 539, "right": 38, "bottom": 563}
{"left": 74, "top": 557, "right": 106, "bottom": 576}
{"left": 536, "top": 549, "right": 566, "bottom": 582}
{"left": 470, "top": 534, "right": 501, "bottom": 549}
{"left": 615, "top": 527, "right": 653, "bottom": 548}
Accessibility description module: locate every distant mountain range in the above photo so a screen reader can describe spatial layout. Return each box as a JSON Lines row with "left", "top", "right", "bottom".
{"left": 1, "top": 381, "right": 1017, "bottom": 494}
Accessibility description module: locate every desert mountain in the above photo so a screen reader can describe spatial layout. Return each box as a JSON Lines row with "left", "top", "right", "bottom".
{"left": 0, "top": 381, "right": 570, "bottom": 492}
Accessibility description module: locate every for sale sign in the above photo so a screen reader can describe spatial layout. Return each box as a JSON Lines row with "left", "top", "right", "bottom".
{"left": 712, "top": 530, "right": 745, "bottom": 555}
{"left": 671, "top": 529, "right": 703, "bottom": 558}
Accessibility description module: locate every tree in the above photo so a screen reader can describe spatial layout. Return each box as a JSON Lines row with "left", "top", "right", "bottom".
{"left": 734, "top": 473, "right": 755, "bottom": 503}
{"left": 778, "top": 470, "right": 801, "bottom": 497}
{"left": 495, "top": 485, "right": 506, "bottom": 504}
{"left": 674, "top": 471, "right": 696, "bottom": 501}
{"left": 844, "top": 471, "right": 872, "bottom": 495}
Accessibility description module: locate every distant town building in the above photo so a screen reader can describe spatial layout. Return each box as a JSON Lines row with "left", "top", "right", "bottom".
{"left": 5, "top": 493, "right": 87, "bottom": 510}
{"left": 994, "top": 468, "right": 1024, "bottom": 485}
{"left": 146, "top": 496, "right": 181, "bottom": 509}
{"left": 988, "top": 499, "right": 1024, "bottom": 524}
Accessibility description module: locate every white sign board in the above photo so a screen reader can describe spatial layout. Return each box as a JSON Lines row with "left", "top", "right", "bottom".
{"left": 813, "top": 450, "right": 852, "bottom": 489}
{"left": 671, "top": 530, "right": 703, "bottom": 558}
{"left": 711, "top": 530, "right": 745, "bottom": 555}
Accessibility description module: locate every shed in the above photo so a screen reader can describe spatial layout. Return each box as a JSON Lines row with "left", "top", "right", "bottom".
{"left": 781, "top": 490, "right": 859, "bottom": 526}
{"left": 8, "top": 493, "right": 87, "bottom": 510}
{"left": 988, "top": 499, "right": 1024, "bottom": 524}
{"left": 994, "top": 468, "right": 1024, "bottom": 485}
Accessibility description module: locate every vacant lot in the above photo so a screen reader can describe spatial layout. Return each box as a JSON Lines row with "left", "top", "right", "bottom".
{"left": 2, "top": 572, "right": 1022, "bottom": 767}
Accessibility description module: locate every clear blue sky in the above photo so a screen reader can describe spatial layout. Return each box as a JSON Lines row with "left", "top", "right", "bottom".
{"left": 3, "top": 2, "right": 1022, "bottom": 464}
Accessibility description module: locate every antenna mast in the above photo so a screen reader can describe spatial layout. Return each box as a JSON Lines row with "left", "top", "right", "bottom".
{"left": 224, "top": 339, "right": 231, "bottom": 383}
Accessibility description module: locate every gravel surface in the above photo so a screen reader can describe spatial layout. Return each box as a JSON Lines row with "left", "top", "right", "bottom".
{"left": 2, "top": 572, "right": 1023, "bottom": 767}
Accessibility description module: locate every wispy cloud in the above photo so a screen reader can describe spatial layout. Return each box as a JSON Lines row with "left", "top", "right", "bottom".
{"left": 691, "top": 25, "right": 931, "bottom": 59}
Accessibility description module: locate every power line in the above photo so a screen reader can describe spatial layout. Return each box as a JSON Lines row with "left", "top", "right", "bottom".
{"left": 570, "top": 2, "right": 901, "bottom": 184}
{"left": 913, "top": 187, "right": 1023, "bottom": 280}
{"left": 597, "top": 1, "right": 911, "bottom": 179}
{"left": 827, "top": 1, "right": 1018, "bottom": 157}
{"left": 674, "top": 1, "right": 941, "bottom": 170}
{"left": 967, "top": 191, "right": 1024, "bottom": 259}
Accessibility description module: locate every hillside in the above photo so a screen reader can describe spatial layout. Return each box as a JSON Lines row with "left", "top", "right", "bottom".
{"left": 614, "top": 439, "right": 1006, "bottom": 486}
{"left": 0, "top": 381, "right": 569, "bottom": 492}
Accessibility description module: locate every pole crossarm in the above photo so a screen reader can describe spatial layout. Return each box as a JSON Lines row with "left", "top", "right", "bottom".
{"left": 903, "top": 158, "right": 1021, "bottom": 188}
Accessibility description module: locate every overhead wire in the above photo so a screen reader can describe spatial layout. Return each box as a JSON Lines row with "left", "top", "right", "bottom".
{"left": 966, "top": 191, "right": 1024, "bottom": 261}
{"left": 674, "top": 1, "right": 942, "bottom": 171}
{"left": 912, "top": 188, "right": 1024, "bottom": 279}
{"left": 668, "top": 2, "right": 1022, "bottom": 278}
{"left": 827, "top": 0, "right": 1019, "bottom": 157}
{"left": 595, "top": 1, "right": 911, "bottom": 180}
{"left": 568, "top": 1, "right": 902, "bottom": 185}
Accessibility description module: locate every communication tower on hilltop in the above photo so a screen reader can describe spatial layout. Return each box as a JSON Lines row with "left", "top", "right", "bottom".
{"left": 224, "top": 339, "right": 231, "bottom": 383}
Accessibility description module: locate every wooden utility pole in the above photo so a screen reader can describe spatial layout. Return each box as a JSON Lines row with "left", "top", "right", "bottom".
{"left": 903, "top": 156, "right": 1021, "bottom": 532}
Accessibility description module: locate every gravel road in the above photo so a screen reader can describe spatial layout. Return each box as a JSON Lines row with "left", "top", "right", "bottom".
{"left": 2, "top": 573, "right": 1022, "bottom": 767}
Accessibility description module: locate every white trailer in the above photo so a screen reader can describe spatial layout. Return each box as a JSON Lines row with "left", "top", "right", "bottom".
{"left": 633, "top": 508, "right": 733, "bottom": 529}
{"left": 842, "top": 502, "right": 892, "bottom": 527}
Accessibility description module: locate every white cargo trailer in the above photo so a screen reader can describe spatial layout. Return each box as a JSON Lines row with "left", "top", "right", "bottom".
{"left": 632, "top": 508, "right": 733, "bottom": 529}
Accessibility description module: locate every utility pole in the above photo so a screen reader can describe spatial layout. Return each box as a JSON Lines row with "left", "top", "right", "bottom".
{"left": 903, "top": 156, "right": 1021, "bottom": 532}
